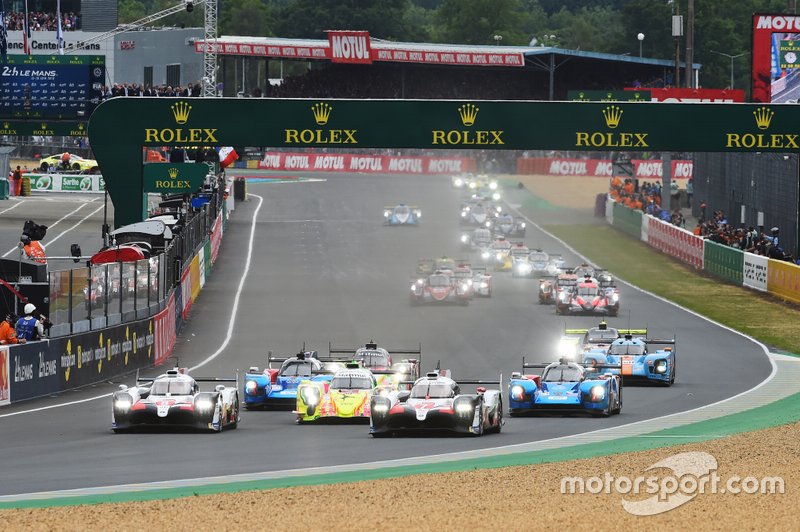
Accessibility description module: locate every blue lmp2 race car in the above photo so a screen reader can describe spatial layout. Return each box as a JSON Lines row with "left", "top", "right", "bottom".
{"left": 508, "top": 358, "right": 622, "bottom": 417}
{"left": 582, "top": 334, "right": 676, "bottom": 386}
{"left": 384, "top": 204, "right": 421, "bottom": 225}
{"left": 244, "top": 351, "right": 336, "bottom": 409}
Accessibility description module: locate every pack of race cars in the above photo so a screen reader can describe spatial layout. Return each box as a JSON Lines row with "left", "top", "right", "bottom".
{"left": 112, "top": 173, "right": 672, "bottom": 436}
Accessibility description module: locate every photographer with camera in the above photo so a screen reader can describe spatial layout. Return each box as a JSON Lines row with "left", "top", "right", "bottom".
{"left": 16, "top": 303, "right": 46, "bottom": 342}
{"left": 20, "top": 220, "right": 47, "bottom": 265}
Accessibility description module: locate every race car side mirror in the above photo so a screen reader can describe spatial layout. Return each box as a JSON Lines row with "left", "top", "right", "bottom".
{"left": 397, "top": 391, "right": 410, "bottom": 402}
{"left": 215, "top": 385, "right": 225, "bottom": 392}
{"left": 118, "top": 384, "right": 128, "bottom": 391}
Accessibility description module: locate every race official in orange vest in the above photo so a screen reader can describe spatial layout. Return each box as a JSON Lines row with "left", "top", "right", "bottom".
{"left": 22, "top": 237, "right": 47, "bottom": 264}
{"left": 0, "top": 313, "right": 25, "bottom": 344}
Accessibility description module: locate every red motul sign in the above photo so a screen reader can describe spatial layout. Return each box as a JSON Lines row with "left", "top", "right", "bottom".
{"left": 328, "top": 31, "right": 372, "bottom": 64}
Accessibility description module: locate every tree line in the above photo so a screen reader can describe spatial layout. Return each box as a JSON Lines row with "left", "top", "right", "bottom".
{"left": 118, "top": 0, "right": 795, "bottom": 92}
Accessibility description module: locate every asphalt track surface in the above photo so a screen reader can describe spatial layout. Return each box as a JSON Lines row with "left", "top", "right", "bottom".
{"left": 0, "top": 174, "right": 771, "bottom": 496}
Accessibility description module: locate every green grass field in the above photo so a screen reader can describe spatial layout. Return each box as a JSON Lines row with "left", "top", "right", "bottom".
{"left": 547, "top": 224, "right": 800, "bottom": 355}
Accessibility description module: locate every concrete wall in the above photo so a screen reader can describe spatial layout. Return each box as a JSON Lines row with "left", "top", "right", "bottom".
{"left": 113, "top": 28, "right": 204, "bottom": 87}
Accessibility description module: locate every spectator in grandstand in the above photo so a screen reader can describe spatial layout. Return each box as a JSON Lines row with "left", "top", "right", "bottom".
{"left": 6, "top": 11, "right": 78, "bottom": 31}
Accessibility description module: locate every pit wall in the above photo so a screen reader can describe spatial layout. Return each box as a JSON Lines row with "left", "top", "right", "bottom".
{"left": 605, "top": 197, "right": 799, "bottom": 303}
{"left": 0, "top": 205, "right": 228, "bottom": 406}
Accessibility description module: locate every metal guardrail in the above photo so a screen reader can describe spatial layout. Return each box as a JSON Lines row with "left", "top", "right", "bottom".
{"left": 47, "top": 185, "right": 223, "bottom": 337}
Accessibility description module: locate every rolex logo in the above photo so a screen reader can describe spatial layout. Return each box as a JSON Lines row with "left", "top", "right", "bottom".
{"left": 78, "top": 123, "right": 84, "bottom": 130}
{"left": 753, "top": 106, "right": 774, "bottom": 130}
{"left": 41, "top": 123, "right": 47, "bottom": 129}
{"left": 171, "top": 102, "right": 192, "bottom": 124}
{"left": 602, "top": 106, "right": 623, "bottom": 129}
{"left": 311, "top": 103, "right": 332, "bottom": 125}
{"left": 3, "top": 122, "right": 8, "bottom": 129}
{"left": 168, "top": 167, "right": 179, "bottom": 179}
{"left": 458, "top": 104, "right": 479, "bottom": 126}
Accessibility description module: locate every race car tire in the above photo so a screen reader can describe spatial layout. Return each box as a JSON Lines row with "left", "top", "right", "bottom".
{"left": 228, "top": 397, "right": 240, "bottom": 429}
{"left": 472, "top": 399, "right": 485, "bottom": 436}
{"left": 370, "top": 431, "right": 392, "bottom": 438}
{"left": 72, "top": 163, "right": 82, "bottom": 171}
{"left": 112, "top": 428, "right": 128, "bottom": 434}
{"left": 488, "top": 400, "right": 503, "bottom": 433}
{"left": 611, "top": 384, "right": 622, "bottom": 415}
{"left": 40, "top": 162, "right": 49, "bottom": 171}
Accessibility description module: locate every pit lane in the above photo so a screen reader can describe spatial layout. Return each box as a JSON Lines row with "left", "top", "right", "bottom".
{"left": 0, "top": 172, "right": 770, "bottom": 496}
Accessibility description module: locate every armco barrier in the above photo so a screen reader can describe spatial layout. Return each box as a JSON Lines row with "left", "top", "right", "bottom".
{"left": 612, "top": 201, "right": 643, "bottom": 239}
{"left": 744, "top": 253, "right": 769, "bottom": 292}
{"left": 647, "top": 217, "right": 704, "bottom": 269}
{"left": 703, "top": 241, "right": 743, "bottom": 285}
{"left": 767, "top": 259, "right": 800, "bottom": 304}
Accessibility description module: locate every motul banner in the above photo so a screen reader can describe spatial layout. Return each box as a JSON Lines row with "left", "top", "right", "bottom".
{"left": 258, "top": 152, "right": 476, "bottom": 174}
{"left": 632, "top": 160, "right": 693, "bottom": 179}
{"left": 328, "top": 31, "right": 372, "bottom": 64}
{"left": 647, "top": 216, "right": 704, "bottom": 269}
{"left": 154, "top": 292, "right": 177, "bottom": 366}
{"left": 516, "top": 158, "right": 613, "bottom": 176}
{"left": 195, "top": 40, "right": 524, "bottom": 68}
{"left": 625, "top": 88, "right": 745, "bottom": 102}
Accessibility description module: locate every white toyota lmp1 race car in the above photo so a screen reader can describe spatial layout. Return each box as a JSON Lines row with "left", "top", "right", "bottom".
{"left": 111, "top": 368, "right": 240, "bottom": 433}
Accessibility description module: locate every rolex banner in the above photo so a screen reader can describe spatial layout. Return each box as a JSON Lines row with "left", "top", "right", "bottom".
{"left": 143, "top": 163, "right": 208, "bottom": 193}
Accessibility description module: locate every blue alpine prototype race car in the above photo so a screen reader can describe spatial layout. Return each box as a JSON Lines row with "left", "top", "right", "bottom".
{"left": 582, "top": 334, "right": 676, "bottom": 386}
{"left": 243, "top": 351, "right": 334, "bottom": 409}
{"left": 384, "top": 204, "right": 421, "bottom": 225}
{"left": 508, "top": 359, "right": 622, "bottom": 417}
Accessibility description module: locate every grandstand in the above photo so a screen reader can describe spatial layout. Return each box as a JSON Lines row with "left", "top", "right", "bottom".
{"left": 199, "top": 34, "right": 699, "bottom": 100}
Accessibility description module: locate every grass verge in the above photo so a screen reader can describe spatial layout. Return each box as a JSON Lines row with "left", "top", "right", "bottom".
{"left": 546, "top": 224, "right": 800, "bottom": 355}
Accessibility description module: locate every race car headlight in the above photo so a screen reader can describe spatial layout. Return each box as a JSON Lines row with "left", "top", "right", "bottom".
{"left": 245, "top": 380, "right": 258, "bottom": 394}
{"left": 460, "top": 234, "right": 469, "bottom": 243}
{"left": 558, "top": 292, "right": 567, "bottom": 302}
{"left": 611, "top": 293, "right": 619, "bottom": 302}
{"left": 485, "top": 221, "right": 492, "bottom": 228}
{"left": 383, "top": 210, "right": 391, "bottom": 218}
{"left": 469, "top": 182, "right": 477, "bottom": 189}
{"left": 114, "top": 398, "right": 132, "bottom": 410}
{"left": 517, "top": 263, "right": 532, "bottom": 273}
{"left": 372, "top": 403, "right": 389, "bottom": 413}
{"left": 489, "top": 181, "right": 498, "bottom": 190}
{"left": 510, "top": 385, "right": 525, "bottom": 401}
{"left": 461, "top": 211, "right": 467, "bottom": 218}
{"left": 460, "top": 283, "right": 470, "bottom": 291}
{"left": 301, "top": 387, "right": 320, "bottom": 405}
{"left": 414, "top": 210, "right": 421, "bottom": 218}
{"left": 540, "top": 282, "right": 546, "bottom": 290}
{"left": 590, "top": 385, "right": 605, "bottom": 402}
{"left": 480, "top": 281, "right": 488, "bottom": 288}
{"left": 492, "top": 192, "right": 501, "bottom": 201}
{"left": 454, "top": 178, "right": 464, "bottom": 187}
{"left": 520, "top": 222, "right": 526, "bottom": 228}
{"left": 455, "top": 402, "right": 474, "bottom": 414}
{"left": 496, "top": 206, "right": 502, "bottom": 212}
{"left": 496, "top": 252, "right": 503, "bottom": 261}
{"left": 196, "top": 398, "right": 215, "bottom": 411}
{"left": 654, "top": 360, "right": 668, "bottom": 374}
{"left": 410, "top": 284, "right": 417, "bottom": 292}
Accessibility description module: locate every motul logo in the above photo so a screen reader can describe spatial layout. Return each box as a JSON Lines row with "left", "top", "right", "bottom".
{"left": 329, "top": 31, "right": 372, "bottom": 64}
{"left": 755, "top": 15, "right": 800, "bottom": 30}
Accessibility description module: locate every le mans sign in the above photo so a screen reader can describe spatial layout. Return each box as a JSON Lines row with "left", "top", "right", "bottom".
{"left": 142, "top": 163, "right": 208, "bottom": 193}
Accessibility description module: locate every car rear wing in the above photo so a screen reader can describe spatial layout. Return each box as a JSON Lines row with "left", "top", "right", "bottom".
{"left": 328, "top": 342, "right": 422, "bottom": 357}
{"left": 563, "top": 328, "right": 648, "bottom": 336}
{"left": 520, "top": 358, "right": 622, "bottom": 373}
{"left": 645, "top": 337, "right": 676, "bottom": 347}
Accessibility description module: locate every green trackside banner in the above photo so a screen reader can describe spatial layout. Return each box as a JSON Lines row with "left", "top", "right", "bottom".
{"left": 142, "top": 163, "right": 208, "bottom": 193}
{"left": 88, "top": 98, "right": 800, "bottom": 226}
{"left": 703, "top": 240, "right": 744, "bottom": 285}
{"left": 0, "top": 121, "right": 88, "bottom": 137}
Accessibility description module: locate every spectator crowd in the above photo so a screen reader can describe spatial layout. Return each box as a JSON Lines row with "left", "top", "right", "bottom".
{"left": 693, "top": 210, "right": 795, "bottom": 262}
{"left": 99, "top": 82, "right": 202, "bottom": 99}
{"left": 4, "top": 11, "right": 79, "bottom": 31}
{"left": 609, "top": 176, "right": 685, "bottom": 227}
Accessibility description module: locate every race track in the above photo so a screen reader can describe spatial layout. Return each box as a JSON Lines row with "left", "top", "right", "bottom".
{"left": 0, "top": 174, "right": 771, "bottom": 496}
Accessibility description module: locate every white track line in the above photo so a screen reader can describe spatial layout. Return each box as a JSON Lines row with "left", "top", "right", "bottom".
{"left": 0, "top": 195, "right": 264, "bottom": 418}
{"left": 0, "top": 200, "right": 25, "bottom": 216}
{"left": 42, "top": 204, "right": 105, "bottom": 248}
{"left": 1, "top": 199, "right": 96, "bottom": 258}
{"left": 189, "top": 193, "right": 263, "bottom": 371}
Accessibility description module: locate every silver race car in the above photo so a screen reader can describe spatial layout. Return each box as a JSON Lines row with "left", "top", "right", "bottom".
{"left": 112, "top": 368, "right": 240, "bottom": 433}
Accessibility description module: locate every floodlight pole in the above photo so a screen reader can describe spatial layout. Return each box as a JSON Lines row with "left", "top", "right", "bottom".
{"left": 202, "top": 0, "right": 218, "bottom": 97}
